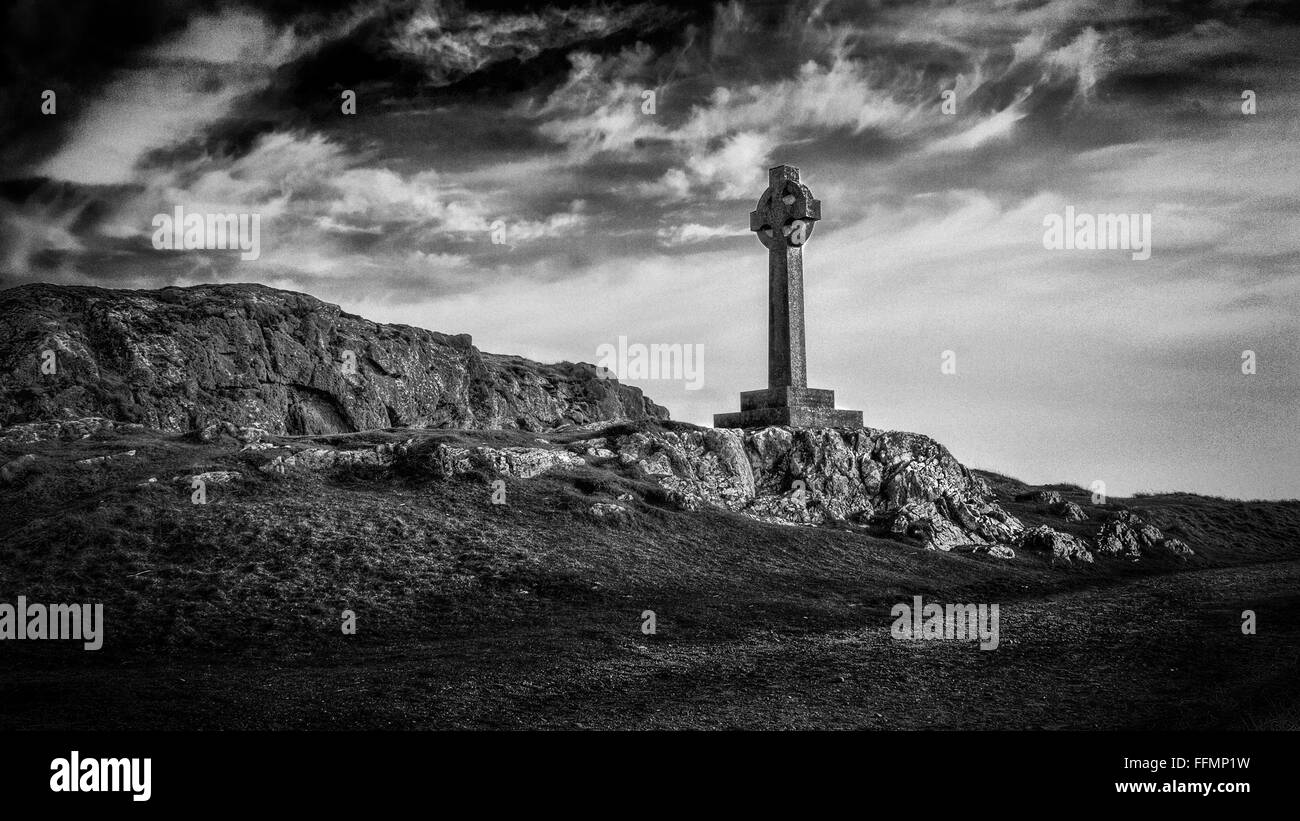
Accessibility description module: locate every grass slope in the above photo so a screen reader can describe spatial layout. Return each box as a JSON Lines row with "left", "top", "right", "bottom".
{"left": 2, "top": 424, "right": 1297, "bottom": 729}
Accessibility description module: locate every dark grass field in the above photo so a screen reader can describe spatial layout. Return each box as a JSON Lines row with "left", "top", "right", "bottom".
{"left": 2, "top": 424, "right": 1298, "bottom": 730}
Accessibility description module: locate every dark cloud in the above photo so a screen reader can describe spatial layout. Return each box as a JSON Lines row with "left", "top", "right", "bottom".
{"left": 0, "top": 0, "right": 205, "bottom": 169}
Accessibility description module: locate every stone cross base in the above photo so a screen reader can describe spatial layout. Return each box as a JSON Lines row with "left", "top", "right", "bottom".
{"left": 714, "top": 387, "right": 863, "bottom": 429}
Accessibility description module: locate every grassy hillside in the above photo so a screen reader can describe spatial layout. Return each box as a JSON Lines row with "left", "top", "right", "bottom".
{"left": 2, "top": 422, "right": 1298, "bottom": 729}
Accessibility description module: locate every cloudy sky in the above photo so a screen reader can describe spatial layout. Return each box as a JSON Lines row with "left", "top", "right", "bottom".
{"left": 2, "top": 0, "right": 1298, "bottom": 499}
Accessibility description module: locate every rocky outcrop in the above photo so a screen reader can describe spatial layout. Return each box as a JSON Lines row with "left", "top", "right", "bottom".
{"left": 0, "top": 283, "right": 668, "bottom": 435}
{"left": 565, "top": 425, "right": 1026, "bottom": 550}
{"left": 225, "top": 437, "right": 582, "bottom": 481}
{"left": 471, "top": 446, "right": 585, "bottom": 479}
{"left": 0, "top": 408, "right": 1201, "bottom": 565}
{"left": 0, "top": 416, "right": 141, "bottom": 444}
{"left": 1094, "top": 510, "right": 1193, "bottom": 559}
{"left": 1017, "top": 525, "right": 1094, "bottom": 563}
{"left": 175, "top": 421, "right": 1024, "bottom": 550}
{"left": 419, "top": 442, "right": 584, "bottom": 480}
{"left": 176, "top": 470, "right": 243, "bottom": 485}
{"left": 1058, "top": 501, "right": 1088, "bottom": 521}
{"left": 588, "top": 502, "right": 633, "bottom": 524}
{"left": 260, "top": 445, "right": 402, "bottom": 475}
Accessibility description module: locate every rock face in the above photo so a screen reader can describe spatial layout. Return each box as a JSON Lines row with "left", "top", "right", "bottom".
{"left": 567, "top": 425, "right": 1026, "bottom": 550}
{"left": 0, "top": 283, "right": 668, "bottom": 435}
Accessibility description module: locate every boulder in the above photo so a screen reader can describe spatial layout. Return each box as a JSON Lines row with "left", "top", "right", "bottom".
{"left": 1094, "top": 515, "right": 1144, "bottom": 559}
{"left": 1017, "top": 525, "right": 1094, "bottom": 563}
{"left": 1162, "top": 538, "right": 1194, "bottom": 556}
{"left": 1056, "top": 501, "right": 1088, "bottom": 521}
{"left": 1094, "top": 510, "right": 1193, "bottom": 559}
{"left": 588, "top": 502, "right": 633, "bottom": 524}
{"left": 177, "top": 470, "right": 242, "bottom": 485}
{"left": 427, "top": 443, "right": 473, "bottom": 479}
{"left": 193, "top": 420, "right": 272, "bottom": 444}
{"left": 953, "top": 543, "right": 1016, "bottom": 559}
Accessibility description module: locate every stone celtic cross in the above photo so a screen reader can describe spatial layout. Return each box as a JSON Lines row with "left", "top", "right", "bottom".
{"left": 749, "top": 164, "right": 821, "bottom": 388}
{"left": 714, "top": 164, "right": 863, "bottom": 429}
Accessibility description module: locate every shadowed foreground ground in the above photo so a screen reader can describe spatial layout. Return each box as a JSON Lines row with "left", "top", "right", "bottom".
{"left": 7, "top": 559, "right": 1299, "bottom": 730}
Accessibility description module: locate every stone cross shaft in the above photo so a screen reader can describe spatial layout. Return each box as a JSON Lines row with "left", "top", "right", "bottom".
{"left": 749, "top": 165, "right": 821, "bottom": 390}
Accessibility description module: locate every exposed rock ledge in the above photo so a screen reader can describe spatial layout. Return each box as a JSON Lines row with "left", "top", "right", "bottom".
{"left": 0, "top": 283, "right": 668, "bottom": 434}
{"left": 1, "top": 416, "right": 1192, "bottom": 563}
{"left": 568, "top": 425, "right": 1025, "bottom": 551}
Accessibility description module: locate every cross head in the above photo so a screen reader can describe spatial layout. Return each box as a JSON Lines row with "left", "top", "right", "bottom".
{"left": 749, "top": 165, "right": 822, "bottom": 249}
